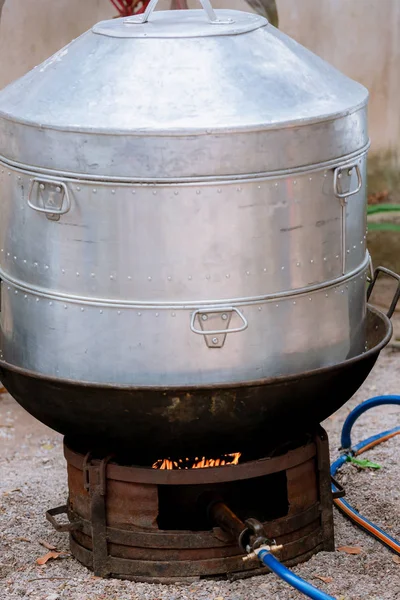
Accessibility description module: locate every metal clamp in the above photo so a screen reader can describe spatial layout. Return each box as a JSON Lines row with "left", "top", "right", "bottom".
{"left": 331, "top": 476, "right": 346, "bottom": 500}
{"left": 190, "top": 307, "right": 248, "bottom": 335}
{"left": 367, "top": 266, "right": 400, "bottom": 319}
{"left": 124, "top": 0, "right": 231, "bottom": 25}
{"left": 28, "top": 178, "right": 71, "bottom": 219}
{"left": 46, "top": 505, "right": 81, "bottom": 532}
{"left": 333, "top": 164, "right": 362, "bottom": 199}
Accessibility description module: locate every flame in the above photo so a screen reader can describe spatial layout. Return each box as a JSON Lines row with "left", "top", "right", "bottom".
{"left": 152, "top": 452, "right": 241, "bottom": 470}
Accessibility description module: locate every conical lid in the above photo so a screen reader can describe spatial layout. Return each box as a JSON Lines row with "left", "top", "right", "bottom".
{"left": 0, "top": 1, "right": 368, "bottom": 179}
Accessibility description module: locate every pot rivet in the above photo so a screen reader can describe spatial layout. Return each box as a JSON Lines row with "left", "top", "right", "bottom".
{"left": 310, "top": 259, "right": 314, "bottom": 263}
{"left": 258, "top": 306, "right": 262, "bottom": 311}
{"left": 196, "top": 190, "right": 201, "bottom": 195}
{"left": 168, "top": 276, "right": 172, "bottom": 281}
{"left": 64, "top": 305, "right": 68, "bottom": 309}
{"left": 174, "top": 191, "right": 179, "bottom": 196}
{"left": 56, "top": 187, "right": 61, "bottom": 193}
{"left": 112, "top": 190, "right": 116, "bottom": 194}
{"left": 91, "top": 273, "right": 95, "bottom": 278}
{"left": 110, "top": 275, "right": 114, "bottom": 280}
{"left": 226, "top": 273, "right": 230, "bottom": 278}
{"left": 117, "top": 310, "right": 121, "bottom": 315}
{"left": 222, "top": 314, "right": 228, "bottom": 320}
{"left": 188, "top": 275, "right": 192, "bottom": 280}
{"left": 76, "top": 186, "right": 81, "bottom": 191}
{"left": 246, "top": 271, "right": 250, "bottom": 275}
{"left": 62, "top": 269, "right": 65, "bottom": 273}
{"left": 201, "top": 314, "right": 208, "bottom": 321}
{"left": 212, "top": 337, "right": 219, "bottom": 344}
{"left": 148, "top": 276, "right": 152, "bottom": 281}
{"left": 81, "top": 307, "right": 84, "bottom": 312}
{"left": 100, "top": 310, "right": 103, "bottom": 314}
{"left": 296, "top": 262, "right": 300, "bottom": 267}
{"left": 155, "top": 312, "right": 159, "bottom": 317}
{"left": 137, "top": 312, "right": 142, "bottom": 316}
{"left": 49, "top": 301, "right": 53, "bottom": 306}
{"left": 39, "top": 183, "right": 45, "bottom": 190}
{"left": 172, "top": 312, "right": 176, "bottom": 317}
{"left": 14, "top": 290, "right": 18, "bottom": 294}
{"left": 93, "top": 189, "right": 97, "bottom": 193}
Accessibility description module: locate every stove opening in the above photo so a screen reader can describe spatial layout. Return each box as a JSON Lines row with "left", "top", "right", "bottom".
{"left": 152, "top": 452, "right": 241, "bottom": 470}
{"left": 156, "top": 471, "right": 289, "bottom": 531}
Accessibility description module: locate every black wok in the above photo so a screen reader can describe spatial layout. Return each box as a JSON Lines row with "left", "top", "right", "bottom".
{"left": 0, "top": 305, "right": 392, "bottom": 463}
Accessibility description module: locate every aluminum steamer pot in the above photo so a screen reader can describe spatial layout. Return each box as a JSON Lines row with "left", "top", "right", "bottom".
{"left": 0, "top": 0, "right": 370, "bottom": 390}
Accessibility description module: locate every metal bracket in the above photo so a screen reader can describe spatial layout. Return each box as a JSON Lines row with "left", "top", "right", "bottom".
{"left": 331, "top": 476, "right": 346, "bottom": 500}
{"left": 46, "top": 505, "right": 82, "bottom": 532}
{"left": 82, "top": 453, "right": 113, "bottom": 577}
{"left": 28, "top": 178, "right": 71, "bottom": 221}
{"left": 190, "top": 307, "right": 248, "bottom": 348}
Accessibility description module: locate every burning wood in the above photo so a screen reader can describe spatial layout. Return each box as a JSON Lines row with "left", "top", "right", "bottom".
{"left": 152, "top": 452, "right": 241, "bottom": 470}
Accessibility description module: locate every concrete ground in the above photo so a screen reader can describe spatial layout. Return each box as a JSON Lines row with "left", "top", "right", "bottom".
{"left": 0, "top": 350, "right": 399, "bottom": 600}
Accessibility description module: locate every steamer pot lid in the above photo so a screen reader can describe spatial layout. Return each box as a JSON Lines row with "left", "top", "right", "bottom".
{"left": 0, "top": 6, "right": 369, "bottom": 179}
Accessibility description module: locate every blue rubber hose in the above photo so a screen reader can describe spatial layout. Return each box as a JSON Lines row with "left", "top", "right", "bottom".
{"left": 332, "top": 395, "right": 400, "bottom": 554}
{"left": 340, "top": 395, "right": 400, "bottom": 450}
{"left": 257, "top": 549, "right": 335, "bottom": 600}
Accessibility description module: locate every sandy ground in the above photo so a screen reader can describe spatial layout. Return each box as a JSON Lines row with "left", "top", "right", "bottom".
{"left": 0, "top": 350, "right": 399, "bottom": 600}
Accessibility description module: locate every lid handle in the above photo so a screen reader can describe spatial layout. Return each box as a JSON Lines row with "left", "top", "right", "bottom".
{"left": 124, "top": 0, "right": 223, "bottom": 25}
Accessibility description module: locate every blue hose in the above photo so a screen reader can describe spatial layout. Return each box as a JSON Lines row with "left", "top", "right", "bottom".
{"left": 340, "top": 395, "right": 400, "bottom": 450}
{"left": 257, "top": 549, "right": 335, "bottom": 600}
{"left": 332, "top": 395, "right": 400, "bottom": 554}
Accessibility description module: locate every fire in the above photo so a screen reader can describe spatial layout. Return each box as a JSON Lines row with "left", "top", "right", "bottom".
{"left": 152, "top": 452, "right": 241, "bottom": 470}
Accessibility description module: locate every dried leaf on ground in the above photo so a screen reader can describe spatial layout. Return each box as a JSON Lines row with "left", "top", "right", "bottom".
{"left": 14, "top": 537, "right": 30, "bottom": 543}
{"left": 38, "top": 539, "right": 57, "bottom": 551}
{"left": 337, "top": 546, "right": 362, "bottom": 555}
{"left": 315, "top": 575, "right": 333, "bottom": 583}
{"left": 393, "top": 556, "right": 400, "bottom": 565}
{"left": 36, "top": 551, "right": 61, "bottom": 565}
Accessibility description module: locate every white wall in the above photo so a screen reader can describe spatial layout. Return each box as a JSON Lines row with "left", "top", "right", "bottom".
{"left": 0, "top": 0, "right": 399, "bottom": 157}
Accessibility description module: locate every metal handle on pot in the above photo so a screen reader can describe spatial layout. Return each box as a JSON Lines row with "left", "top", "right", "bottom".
{"left": 28, "top": 178, "right": 71, "bottom": 216}
{"left": 367, "top": 266, "right": 400, "bottom": 319}
{"left": 333, "top": 164, "right": 362, "bottom": 199}
{"left": 124, "top": 0, "right": 228, "bottom": 25}
{"left": 190, "top": 307, "right": 248, "bottom": 335}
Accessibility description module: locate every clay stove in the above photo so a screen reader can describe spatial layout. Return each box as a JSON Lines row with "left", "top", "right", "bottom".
{"left": 46, "top": 428, "right": 336, "bottom": 583}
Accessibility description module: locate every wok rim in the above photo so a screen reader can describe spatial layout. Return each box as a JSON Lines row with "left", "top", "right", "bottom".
{"left": 0, "top": 304, "right": 392, "bottom": 391}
